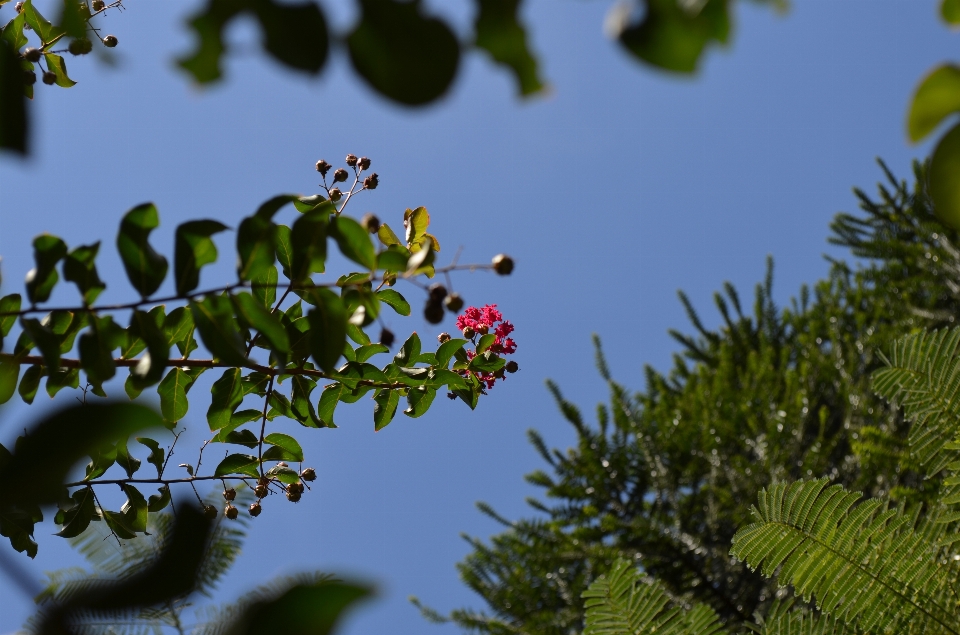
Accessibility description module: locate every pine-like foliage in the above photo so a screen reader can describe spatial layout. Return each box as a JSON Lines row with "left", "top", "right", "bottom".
{"left": 582, "top": 559, "right": 726, "bottom": 635}
{"left": 730, "top": 479, "right": 956, "bottom": 634}
{"left": 432, "top": 162, "right": 960, "bottom": 634}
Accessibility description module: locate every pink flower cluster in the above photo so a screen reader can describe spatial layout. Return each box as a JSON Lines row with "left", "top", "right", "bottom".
{"left": 456, "top": 304, "right": 517, "bottom": 389}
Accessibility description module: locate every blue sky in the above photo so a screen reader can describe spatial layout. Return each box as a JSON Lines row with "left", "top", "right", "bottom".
{"left": 0, "top": 0, "right": 955, "bottom": 633}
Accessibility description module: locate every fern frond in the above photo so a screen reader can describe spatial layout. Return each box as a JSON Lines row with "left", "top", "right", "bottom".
{"left": 731, "top": 479, "right": 957, "bottom": 634}
{"left": 582, "top": 559, "right": 726, "bottom": 635}
{"left": 758, "top": 601, "right": 854, "bottom": 635}
{"left": 872, "top": 328, "right": 960, "bottom": 475}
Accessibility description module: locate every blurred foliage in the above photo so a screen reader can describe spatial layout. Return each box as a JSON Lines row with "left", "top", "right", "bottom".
{"left": 418, "top": 160, "right": 960, "bottom": 632}
{"left": 0, "top": 0, "right": 785, "bottom": 155}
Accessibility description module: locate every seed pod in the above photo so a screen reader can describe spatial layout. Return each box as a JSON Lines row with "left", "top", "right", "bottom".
{"left": 429, "top": 283, "right": 447, "bottom": 302}
{"left": 438, "top": 332, "right": 451, "bottom": 344}
{"left": 505, "top": 360, "right": 519, "bottom": 373}
{"left": 23, "top": 47, "right": 41, "bottom": 63}
{"left": 333, "top": 168, "right": 349, "bottom": 183}
{"left": 15, "top": 2, "right": 24, "bottom": 13}
{"left": 379, "top": 327, "right": 395, "bottom": 348}
{"left": 444, "top": 293, "right": 464, "bottom": 313}
{"left": 203, "top": 505, "right": 218, "bottom": 520}
{"left": 102, "top": 35, "right": 118, "bottom": 48}
{"left": 301, "top": 468, "right": 317, "bottom": 482}
{"left": 363, "top": 173, "right": 379, "bottom": 189}
{"left": 69, "top": 38, "right": 93, "bottom": 55}
{"left": 476, "top": 323, "right": 489, "bottom": 335}
{"left": 42, "top": 71, "right": 56, "bottom": 85}
{"left": 278, "top": 461, "right": 288, "bottom": 468}
{"left": 223, "top": 488, "right": 236, "bottom": 501}
{"left": 492, "top": 254, "right": 514, "bottom": 275}
{"left": 92, "top": 0, "right": 104, "bottom": 10}
{"left": 23, "top": 71, "right": 36, "bottom": 85}
{"left": 424, "top": 300, "right": 444, "bottom": 324}
{"left": 361, "top": 213, "right": 380, "bottom": 233}
{"left": 315, "top": 159, "right": 331, "bottom": 175}
{"left": 249, "top": 502, "right": 262, "bottom": 517}
{"left": 345, "top": 154, "right": 358, "bottom": 166}
{"left": 358, "top": 157, "right": 371, "bottom": 170}
{"left": 288, "top": 482, "right": 304, "bottom": 494}
{"left": 329, "top": 188, "right": 342, "bottom": 201}
{"left": 254, "top": 484, "right": 269, "bottom": 498}
{"left": 462, "top": 326, "right": 476, "bottom": 339}
{"left": 286, "top": 490, "right": 301, "bottom": 503}
{"left": 224, "top": 505, "right": 239, "bottom": 519}
{"left": 447, "top": 392, "right": 457, "bottom": 400}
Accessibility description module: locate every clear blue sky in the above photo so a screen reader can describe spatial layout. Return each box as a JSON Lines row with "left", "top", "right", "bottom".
{"left": 0, "top": 0, "right": 954, "bottom": 633}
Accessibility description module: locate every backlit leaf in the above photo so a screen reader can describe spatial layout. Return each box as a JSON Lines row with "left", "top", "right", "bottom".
{"left": 174, "top": 219, "right": 229, "bottom": 295}
{"left": 117, "top": 203, "right": 169, "bottom": 298}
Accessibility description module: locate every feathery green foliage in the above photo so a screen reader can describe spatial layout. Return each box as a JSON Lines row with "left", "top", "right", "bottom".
{"left": 582, "top": 558, "right": 726, "bottom": 635}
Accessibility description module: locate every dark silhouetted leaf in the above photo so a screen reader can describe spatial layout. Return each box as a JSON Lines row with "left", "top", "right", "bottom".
{"left": 616, "top": 0, "right": 730, "bottom": 73}
{"left": 473, "top": 0, "right": 544, "bottom": 96}
{"left": 237, "top": 195, "right": 298, "bottom": 281}
{"left": 0, "top": 39, "right": 28, "bottom": 155}
{"left": 174, "top": 219, "right": 229, "bottom": 295}
{"left": 330, "top": 216, "right": 375, "bottom": 270}
{"left": 291, "top": 208, "right": 329, "bottom": 281}
{"left": 147, "top": 485, "right": 171, "bottom": 512}
{"left": 347, "top": 0, "right": 460, "bottom": 105}
{"left": 233, "top": 292, "right": 290, "bottom": 362}
{"left": 224, "top": 579, "right": 373, "bottom": 635}
{"left": 374, "top": 389, "right": 399, "bottom": 430}
{"left": 0, "top": 293, "right": 21, "bottom": 339}
{"left": 306, "top": 288, "right": 347, "bottom": 372}
{"left": 254, "top": 0, "right": 329, "bottom": 74}
{"left": 137, "top": 437, "right": 165, "bottom": 478}
{"left": 25, "top": 234, "right": 67, "bottom": 304}
{"left": 117, "top": 203, "right": 169, "bottom": 298}
{"left": 78, "top": 315, "right": 125, "bottom": 387}
{"left": 127, "top": 308, "right": 170, "bottom": 386}
{"left": 115, "top": 437, "right": 142, "bottom": 479}
{"left": 0, "top": 357, "right": 17, "bottom": 404}
{"left": 215, "top": 453, "right": 260, "bottom": 478}
{"left": 208, "top": 368, "right": 244, "bottom": 431}
{"left": 930, "top": 121, "right": 960, "bottom": 230}
{"left": 21, "top": 316, "right": 61, "bottom": 370}
{"left": 18, "top": 364, "right": 42, "bottom": 404}
{"left": 190, "top": 295, "right": 251, "bottom": 366}
{"left": 54, "top": 487, "right": 96, "bottom": 538}
{"left": 376, "top": 289, "right": 410, "bottom": 316}
{"left": 63, "top": 242, "right": 106, "bottom": 305}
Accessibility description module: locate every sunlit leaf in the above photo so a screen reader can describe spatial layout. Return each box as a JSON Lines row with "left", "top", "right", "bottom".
{"left": 908, "top": 64, "right": 960, "bottom": 142}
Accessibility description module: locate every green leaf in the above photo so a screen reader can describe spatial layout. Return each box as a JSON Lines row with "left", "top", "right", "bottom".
{"left": 58, "top": 0, "right": 90, "bottom": 39}
{"left": 21, "top": 316, "right": 61, "bottom": 370}
{"left": 377, "top": 289, "right": 410, "bottom": 316}
{"left": 63, "top": 242, "right": 106, "bottom": 305}
{"left": 147, "top": 485, "right": 171, "bottom": 513}
{"left": 0, "top": 293, "right": 21, "bottom": 338}
{"left": 356, "top": 343, "right": 389, "bottom": 363}
{"left": 78, "top": 315, "right": 125, "bottom": 387}
{"left": 190, "top": 295, "right": 251, "bottom": 367}
{"left": 137, "top": 437, "right": 165, "bottom": 478}
{"left": 158, "top": 367, "right": 194, "bottom": 424}
{"left": 347, "top": 0, "right": 460, "bottom": 106}
{"left": 346, "top": 322, "right": 370, "bottom": 346}
{"left": 26, "top": 234, "right": 67, "bottom": 304}
{"left": 252, "top": 264, "right": 278, "bottom": 308}
{"left": 929, "top": 121, "right": 960, "bottom": 230}
{"left": 330, "top": 216, "right": 376, "bottom": 270}
{"left": 944, "top": 0, "right": 960, "bottom": 26}
{"left": 208, "top": 368, "right": 244, "bottom": 431}
{"left": 263, "top": 432, "right": 304, "bottom": 462}
{"left": 254, "top": 0, "right": 329, "bottom": 73}
{"left": 45, "top": 367, "right": 79, "bottom": 397}
{"left": 54, "top": 487, "right": 96, "bottom": 538}
{"left": 42, "top": 52, "right": 76, "bottom": 87}
{"left": 452, "top": 373, "right": 481, "bottom": 409}
{"left": 237, "top": 195, "right": 298, "bottom": 281}
{"left": 294, "top": 194, "right": 328, "bottom": 212}
{"left": 0, "top": 38, "right": 28, "bottom": 155}
{"left": 264, "top": 464, "right": 300, "bottom": 484}
{"left": 477, "top": 333, "right": 496, "bottom": 354}
{"left": 473, "top": 0, "right": 544, "bottom": 96}
{"left": 215, "top": 428, "right": 259, "bottom": 447}
{"left": 275, "top": 224, "right": 294, "bottom": 279}
{"left": 435, "top": 338, "right": 466, "bottom": 368}
{"left": 215, "top": 453, "right": 260, "bottom": 478}
{"left": 468, "top": 350, "right": 505, "bottom": 373}
{"left": 120, "top": 484, "right": 149, "bottom": 533}
{"left": 0, "top": 357, "right": 17, "bottom": 404}
{"left": 403, "top": 207, "right": 430, "bottom": 245}
{"left": 291, "top": 375, "right": 323, "bottom": 428}
{"left": 163, "top": 306, "right": 195, "bottom": 350}
{"left": 376, "top": 246, "right": 409, "bottom": 272}
{"left": 908, "top": 64, "right": 960, "bottom": 142}
{"left": 127, "top": 308, "right": 170, "bottom": 386}
{"left": 232, "top": 292, "right": 290, "bottom": 361}
{"left": 291, "top": 208, "right": 329, "bottom": 280}
{"left": 261, "top": 445, "right": 301, "bottom": 462}
{"left": 307, "top": 288, "right": 348, "bottom": 373}
{"left": 117, "top": 203, "right": 169, "bottom": 298}
{"left": 377, "top": 223, "right": 401, "bottom": 246}
{"left": 374, "top": 389, "right": 399, "bottom": 431}
{"left": 337, "top": 272, "right": 371, "bottom": 287}
{"left": 615, "top": 0, "right": 730, "bottom": 74}
{"left": 115, "top": 437, "right": 142, "bottom": 479}
{"left": 22, "top": 0, "right": 63, "bottom": 42}
{"left": 404, "top": 386, "right": 436, "bottom": 418}
{"left": 394, "top": 332, "right": 421, "bottom": 366}
{"left": 85, "top": 442, "right": 117, "bottom": 480}
{"left": 17, "top": 365, "right": 42, "bottom": 404}
{"left": 177, "top": 0, "right": 244, "bottom": 83}
{"left": 317, "top": 384, "right": 340, "bottom": 428}
{"left": 174, "top": 219, "right": 229, "bottom": 295}
{"left": 226, "top": 579, "right": 373, "bottom": 635}
{"left": 102, "top": 510, "right": 137, "bottom": 540}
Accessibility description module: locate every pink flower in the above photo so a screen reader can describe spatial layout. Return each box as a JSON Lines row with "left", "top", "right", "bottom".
{"left": 454, "top": 304, "right": 518, "bottom": 392}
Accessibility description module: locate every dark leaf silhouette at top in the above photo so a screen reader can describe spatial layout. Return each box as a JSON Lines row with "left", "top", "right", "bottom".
{"left": 0, "top": 39, "right": 27, "bottom": 154}
{"left": 473, "top": 0, "right": 544, "bottom": 96}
